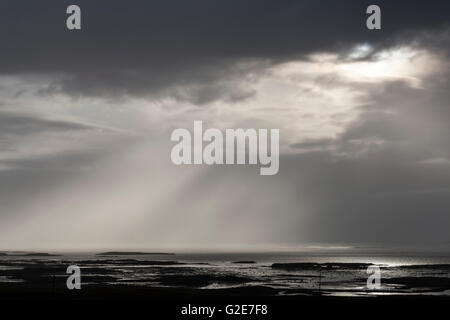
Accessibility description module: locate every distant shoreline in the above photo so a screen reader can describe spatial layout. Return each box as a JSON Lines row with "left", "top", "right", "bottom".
{"left": 96, "top": 251, "right": 175, "bottom": 256}
{"left": 0, "top": 252, "right": 60, "bottom": 257}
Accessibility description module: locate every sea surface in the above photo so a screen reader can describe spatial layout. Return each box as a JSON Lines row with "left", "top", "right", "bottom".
{"left": 1, "top": 251, "right": 450, "bottom": 297}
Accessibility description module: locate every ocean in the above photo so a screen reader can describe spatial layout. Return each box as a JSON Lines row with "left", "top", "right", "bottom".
{"left": 1, "top": 251, "right": 450, "bottom": 297}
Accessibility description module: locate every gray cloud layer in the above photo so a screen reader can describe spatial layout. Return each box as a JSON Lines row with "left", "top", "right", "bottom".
{"left": 1, "top": 1, "right": 450, "bottom": 250}
{"left": 0, "top": 111, "right": 94, "bottom": 135}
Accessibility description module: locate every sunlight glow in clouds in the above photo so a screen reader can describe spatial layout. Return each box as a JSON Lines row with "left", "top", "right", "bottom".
{"left": 347, "top": 43, "right": 374, "bottom": 60}
{"left": 0, "top": 42, "right": 447, "bottom": 250}
{"left": 201, "top": 45, "right": 441, "bottom": 152}
{"left": 340, "top": 46, "right": 441, "bottom": 87}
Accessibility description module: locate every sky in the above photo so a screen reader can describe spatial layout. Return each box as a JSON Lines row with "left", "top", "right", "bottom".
{"left": 0, "top": 0, "right": 450, "bottom": 251}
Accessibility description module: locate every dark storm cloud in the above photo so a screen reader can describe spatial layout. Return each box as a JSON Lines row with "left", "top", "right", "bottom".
{"left": 52, "top": 62, "right": 259, "bottom": 104}
{"left": 1, "top": 0, "right": 449, "bottom": 99}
